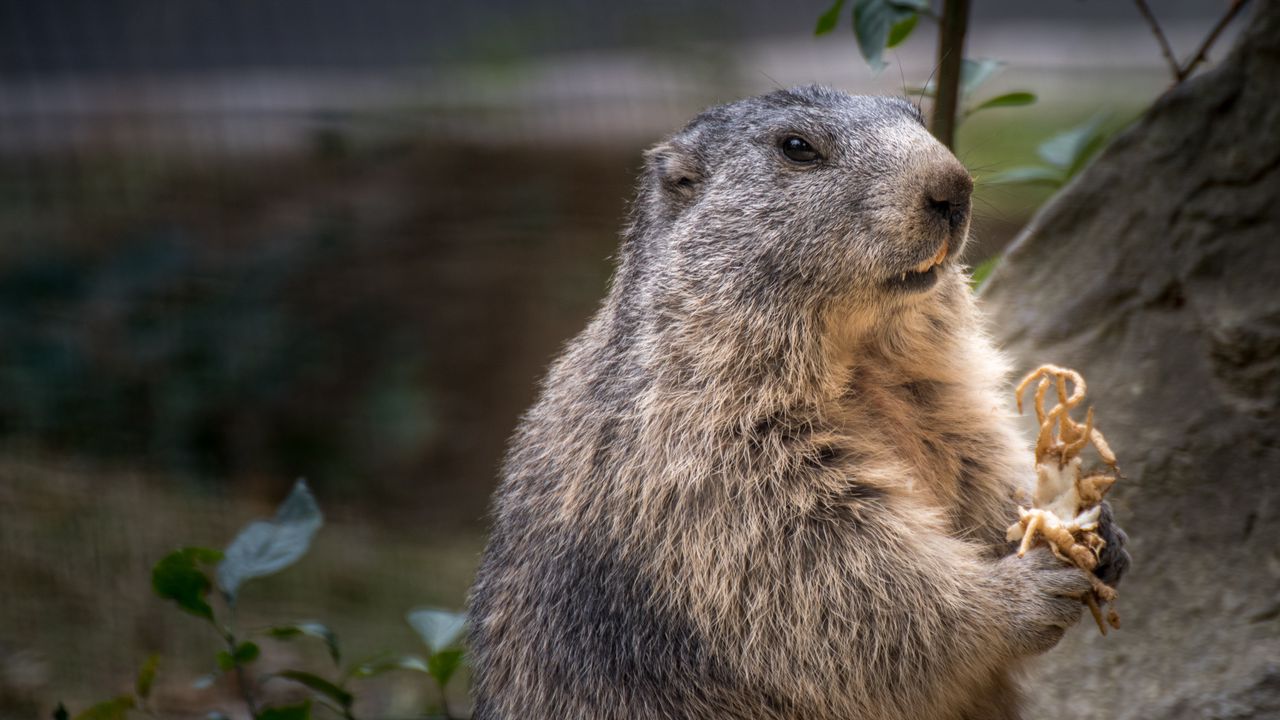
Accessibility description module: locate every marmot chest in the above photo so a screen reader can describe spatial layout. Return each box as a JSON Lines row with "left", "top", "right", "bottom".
{"left": 840, "top": 376, "right": 981, "bottom": 514}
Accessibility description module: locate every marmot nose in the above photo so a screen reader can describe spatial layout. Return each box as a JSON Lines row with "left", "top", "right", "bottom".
{"left": 924, "top": 169, "right": 974, "bottom": 230}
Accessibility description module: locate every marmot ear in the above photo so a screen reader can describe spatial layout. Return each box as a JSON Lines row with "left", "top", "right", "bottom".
{"left": 643, "top": 140, "right": 704, "bottom": 200}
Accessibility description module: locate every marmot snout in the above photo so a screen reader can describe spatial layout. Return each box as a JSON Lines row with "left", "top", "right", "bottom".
{"left": 887, "top": 159, "right": 974, "bottom": 293}
{"left": 923, "top": 165, "right": 974, "bottom": 232}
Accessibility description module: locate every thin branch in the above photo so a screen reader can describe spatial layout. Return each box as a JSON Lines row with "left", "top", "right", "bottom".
{"left": 226, "top": 634, "right": 260, "bottom": 718}
{"left": 1133, "top": 0, "right": 1181, "bottom": 81}
{"left": 1178, "top": 0, "right": 1250, "bottom": 81}
{"left": 223, "top": 602, "right": 259, "bottom": 719}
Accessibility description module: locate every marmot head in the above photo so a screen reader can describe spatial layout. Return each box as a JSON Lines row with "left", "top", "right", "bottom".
{"left": 630, "top": 86, "right": 973, "bottom": 329}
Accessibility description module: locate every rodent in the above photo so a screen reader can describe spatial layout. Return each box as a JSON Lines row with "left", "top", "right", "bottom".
{"left": 467, "top": 86, "right": 1129, "bottom": 720}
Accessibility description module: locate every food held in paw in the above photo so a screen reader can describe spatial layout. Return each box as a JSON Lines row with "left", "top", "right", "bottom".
{"left": 1006, "top": 364, "right": 1123, "bottom": 635}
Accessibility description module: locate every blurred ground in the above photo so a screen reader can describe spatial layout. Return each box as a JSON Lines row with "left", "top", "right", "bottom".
{"left": 0, "top": 1, "right": 1240, "bottom": 715}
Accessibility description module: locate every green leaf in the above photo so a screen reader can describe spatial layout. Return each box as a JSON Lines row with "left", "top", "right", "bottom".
{"left": 205, "top": 714, "right": 230, "bottom": 720}
{"left": 967, "top": 91, "right": 1036, "bottom": 115}
{"left": 255, "top": 701, "right": 311, "bottom": 720}
{"left": 886, "top": 12, "right": 918, "bottom": 48}
{"left": 274, "top": 670, "right": 353, "bottom": 709}
{"left": 1037, "top": 113, "right": 1109, "bottom": 169}
{"left": 266, "top": 622, "right": 341, "bottom": 665}
{"left": 348, "top": 654, "right": 429, "bottom": 679}
{"left": 53, "top": 703, "right": 70, "bottom": 720}
{"left": 427, "top": 649, "right": 465, "bottom": 688}
{"left": 853, "top": 0, "right": 919, "bottom": 72}
{"left": 135, "top": 654, "right": 160, "bottom": 699}
{"left": 72, "top": 697, "right": 134, "bottom": 720}
{"left": 215, "top": 652, "right": 235, "bottom": 672}
{"left": 960, "top": 58, "right": 1003, "bottom": 98}
{"left": 814, "top": 0, "right": 846, "bottom": 35}
{"left": 1065, "top": 127, "right": 1112, "bottom": 179}
{"left": 983, "top": 166, "right": 1065, "bottom": 187}
{"left": 151, "top": 547, "right": 224, "bottom": 622}
{"left": 216, "top": 642, "right": 257, "bottom": 672}
{"left": 968, "top": 257, "right": 999, "bottom": 290}
{"left": 234, "top": 641, "right": 260, "bottom": 664}
{"left": 407, "top": 608, "right": 467, "bottom": 654}
{"left": 217, "top": 479, "right": 323, "bottom": 602}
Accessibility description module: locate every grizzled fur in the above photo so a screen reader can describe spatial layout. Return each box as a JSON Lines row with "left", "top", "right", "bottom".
{"left": 468, "top": 87, "right": 1128, "bottom": 720}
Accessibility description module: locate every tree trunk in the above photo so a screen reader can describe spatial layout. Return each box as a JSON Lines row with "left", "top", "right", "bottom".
{"left": 930, "top": 0, "right": 969, "bottom": 150}
{"left": 980, "top": 1, "right": 1280, "bottom": 717}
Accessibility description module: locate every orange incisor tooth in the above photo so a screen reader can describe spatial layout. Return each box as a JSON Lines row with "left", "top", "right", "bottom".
{"left": 915, "top": 242, "right": 949, "bottom": 273}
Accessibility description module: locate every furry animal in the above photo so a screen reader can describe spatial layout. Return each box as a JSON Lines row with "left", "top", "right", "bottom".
{"left": 467, "top": 86, "right": 1129, "bottom": 720}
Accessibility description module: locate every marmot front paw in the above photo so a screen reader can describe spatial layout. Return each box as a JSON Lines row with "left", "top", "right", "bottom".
{"left": 998, "top": 547, "right": 1093, "bottom": 656}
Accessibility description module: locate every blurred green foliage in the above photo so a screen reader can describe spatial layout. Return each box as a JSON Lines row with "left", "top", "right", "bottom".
{"left": 816, "top": 0, "right": 1039, "bottom": 126}
{"left": 0, "top": 153, "right": 448, "bottom": 500}
{"left": 987, "top": 113, "right": 1115, "bottom": 188}
{"left": 814, "top": 0, "right": 1134, "bottom": 281}
{"left": 816, "top": 0, "right": 930, "bottom": 71}
{"left": 0, "top": 139, "right": 631, "bottom": 522}
{"left": 64, "top": 481, "right": 470, "bottom": 720}
{"left": 1, "top": 224, "right": 367, "bottom": 477}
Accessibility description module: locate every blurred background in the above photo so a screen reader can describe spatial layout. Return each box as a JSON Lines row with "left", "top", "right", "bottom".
{"left": 0, "top": 1, "right": 1242, "bottom": 717}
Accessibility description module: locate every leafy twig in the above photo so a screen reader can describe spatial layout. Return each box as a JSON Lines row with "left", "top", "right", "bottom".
{"left": 223, "top": 626, "right": 260, "bottom": 718}
{"left": 87, "top": 481, "right": 452, "bottom": 720}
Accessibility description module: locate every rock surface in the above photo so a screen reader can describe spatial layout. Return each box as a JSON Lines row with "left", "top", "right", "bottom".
{"left": 980, "top": 1, "right": 1280, "bottom": 717}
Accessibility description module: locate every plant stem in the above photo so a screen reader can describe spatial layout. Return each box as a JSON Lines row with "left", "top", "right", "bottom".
{"left": 224, "top": 631, "right": 259, "bottom": 719}
{"left": 1133, "top": 0, "right": 1181, "bottom": 81}
{"left": 1178, "top": 0, "right": 1250, "bottom": 81}
{"left": 930, "top": 0, "right": 970, "bottom": 151}
{"left": 223, "top": 600, "right": 259, "bottom": 719}
{"left": 438, "top": 682, "right": 453, "bottom": 720}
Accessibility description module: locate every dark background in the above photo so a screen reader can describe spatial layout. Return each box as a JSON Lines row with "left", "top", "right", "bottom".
{"left": 0, "top": 1, "right": 1238, "bottom": 715}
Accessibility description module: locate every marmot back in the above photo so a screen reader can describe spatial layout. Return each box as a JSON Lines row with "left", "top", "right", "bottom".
{"left": 468, "top": 86, "right": 1110, "bottom": 720}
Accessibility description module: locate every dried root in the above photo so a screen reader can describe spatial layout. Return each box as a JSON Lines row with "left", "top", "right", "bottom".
{"left": 1007, "top": 365, "right": 1123, "bottom": 635}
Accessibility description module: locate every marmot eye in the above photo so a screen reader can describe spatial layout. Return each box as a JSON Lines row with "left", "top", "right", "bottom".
{"left": 780, "top": 136, "right": 820, "bottom": 163}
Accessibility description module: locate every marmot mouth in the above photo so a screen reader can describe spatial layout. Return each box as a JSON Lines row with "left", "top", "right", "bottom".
{"left": 886, "top": 240, "right": 948, "bottom": 293}
{"left": 916, "top": 240, "right": 949, "bottom": 273}
{"left": 885, "top": 265, "right": 941, "bottom": 292}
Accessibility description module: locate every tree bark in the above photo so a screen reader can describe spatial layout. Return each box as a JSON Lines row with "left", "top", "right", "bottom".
{"left": 980, "top": 1, "right": 1280, "bottom": 717}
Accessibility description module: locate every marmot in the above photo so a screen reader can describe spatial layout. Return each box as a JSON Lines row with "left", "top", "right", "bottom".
{"left": 467, "top": 86, "right": 1129, "bottom": 720}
